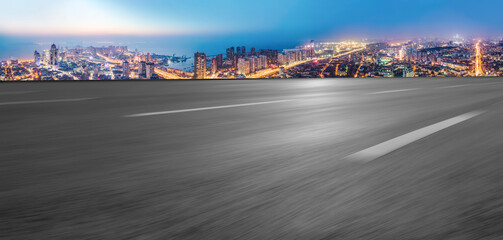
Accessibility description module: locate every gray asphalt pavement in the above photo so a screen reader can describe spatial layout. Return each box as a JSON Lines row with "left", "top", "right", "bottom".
{"left": 1, "top": 78, "right": 503, "bottom": 239}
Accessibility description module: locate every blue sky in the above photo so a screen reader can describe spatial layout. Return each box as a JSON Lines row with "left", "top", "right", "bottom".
{"left": 1, "top": 0, "right": 503, "bottom": 40}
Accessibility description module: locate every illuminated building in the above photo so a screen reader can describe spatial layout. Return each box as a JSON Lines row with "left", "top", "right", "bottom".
{"left": 242, "top": 46, "right": 246, "bottom": 55}
{"left": 237, "top": 58, "right": 250, "bottom": 75}
{"left": 43, "top": 50, "right": 50, "bottom": 64}
{"left": 34, "top": 70, "right": 42, "bottom": 81}
{"left": 251, "top": 48, "right": 256, "bottom": 55}
{"left": 123, "top": 61, "right": 130, "bottom": 79}
{"left": 259, "top": 55, "right": 267, "bottom": 69}
{"left": 50, "top": 44, "right": 58, "bottom": 65}
{"left": 211, "top": 58, "right": 218, "bottom": 75}
{"left": 259, "top": 49, "right": 278, "bottom": 65}
{"left": 34, "top": 51, "right": 41, "bottom": 67}
{"left": 138, "top": 61, "right": 146, "bottom": 79}
{"left": 236, "top": 47, "right": 241, "bottom": 57}
{"left": 232, "top": 55, "right": 238, "bottom": 68}
{"left": 147, "top": 53, "right": 152, "bottom": 63}
{"left": 146, "top": 62, "right": 155, "bottom": 79}
{"left": 194, "top": 52, "right": 207, "bottom": 79}
{"left": 278, "top": 53, "right": 286, "bottom": 65}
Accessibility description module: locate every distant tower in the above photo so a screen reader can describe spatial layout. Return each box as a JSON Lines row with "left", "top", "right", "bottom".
{"left": 146, "top": 62, "right": 155, "bottom": 79}
{"left": 242, "top": 46, "right": 246, "bottom": 55}
{"left": 34, "top": 51, "right": 41, "bottom": 67}
{"left": 236, "top": 47, "right": 241, "bottom": 57}
{"left": 211, "top": 58, "right": 218, "bottom": 75}
{"left": 50, "top": 44, "right": 58, "bottom": 65}
{"left": 138, "top": 61, "right": 147, "bottom": 79}
{"left": 226, "top": 47, "right": 235, "bottom": 60}
{"left": 147, "top": 53, "right": 152, "bottom": 63}
{"left": 194, "top": 52, "right": 207, "bottom": 79}
{"left": 123, "top": 61, "right": 130, "bottom": 79}
{"left": 216, "top": 54, "right": 223, "bottom": 68}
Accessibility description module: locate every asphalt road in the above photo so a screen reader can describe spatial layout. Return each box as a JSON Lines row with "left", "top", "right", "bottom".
{"left": 1, "top": 78, "right": 503, "bottom": 239}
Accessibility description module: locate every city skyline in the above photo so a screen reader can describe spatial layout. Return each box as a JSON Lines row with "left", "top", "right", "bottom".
{"left": 2, "top": 0, "right": 503, "bottom": 81}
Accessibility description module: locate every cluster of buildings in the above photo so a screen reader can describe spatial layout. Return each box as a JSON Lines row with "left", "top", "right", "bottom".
{"left": 2, "top": 37, "right": 503, "bottom": 81}
{"left": 193, "top": 42, "right": 315, "bottom": 79}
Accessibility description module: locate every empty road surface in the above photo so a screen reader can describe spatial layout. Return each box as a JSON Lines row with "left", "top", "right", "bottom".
{"left": 1, "top": 78, "right": 503, "bottom": 239}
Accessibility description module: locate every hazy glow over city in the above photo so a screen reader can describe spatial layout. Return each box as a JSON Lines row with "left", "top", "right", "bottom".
{"left": 2, "top": 0, "right": 503, "bottom": 38}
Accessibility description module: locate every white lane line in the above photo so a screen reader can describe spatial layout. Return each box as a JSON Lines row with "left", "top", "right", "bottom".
{"left": 0, "top": 98, "right": 97, "bottom": 106}
{"left": 346, "top": 111, "right": 485, "bottom": 162}
{"left": 438, "top": 84, "right": 474, "bottom": 89}
{"left": 365, "top": 88, "right": 420, "bottom": 95}
{"left": 125, "top": 100, "right": 294, "bottom": 118}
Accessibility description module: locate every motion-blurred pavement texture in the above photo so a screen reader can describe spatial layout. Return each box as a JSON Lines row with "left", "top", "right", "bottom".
{"left": 1, "top": 78, "right": 503, "bottom": 239}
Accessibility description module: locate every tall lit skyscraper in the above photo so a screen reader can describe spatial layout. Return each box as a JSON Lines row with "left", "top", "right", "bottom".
{"left": 211, "top": 58, "right": 218, "bottom": 75}
{"left": 138, "top": 61, "right": 147, "bottom": 79}
{"left": 237, "top": 58, "right": 250, "bottom": 75}
{"left": 147, "top": 53, "right": 152, "bottom": 63}
{"left": 236, "top": 47, "right": 241, "bottom": 57}
{"left": 123, "top": 61, "right": 130, "bottom": 79}
{"left": 146, "top": 62, "right": 155, "bottom": 79}
{"left": 50, "top": 44, "right": 58, "bottom": 65}
{"left": 34, "top": 51, "right": 41, "bottom": 67}
{"left": 194, "top": 52, "right": 207, "bottom": 79}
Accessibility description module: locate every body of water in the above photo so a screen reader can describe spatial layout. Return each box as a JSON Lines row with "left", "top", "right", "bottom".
{"left": 0, "top": 34, "right": 304, "bottom": 62}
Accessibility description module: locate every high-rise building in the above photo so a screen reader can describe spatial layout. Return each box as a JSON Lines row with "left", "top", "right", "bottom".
{"left": 138, "top": 61, "right": 147, "bottom": 79}
{"left": 232, "top": 55, "right": 238, "bottom": 68}
{"left": 146, "top": 62, "right": 155, "bottom": 79}
{"left": 238, "top": 58, "right": 250, "bottom": 75}
{"left": 147, "top": 53, "right": 152, "bottom": 63}
{"left": 43, "top": 50, "right": 50, "bottom": 64}
{"left": 259, "top": 49, "right": 279, "bottom": 65}
{"left": 226, "top": 47, "right": 235, "bottom": 60}
{"left": 50, "top": 44, "right": 58, "bottom": 65}
{"left": 278, "top": 53, "right": 286, "bottom": 65}
{"left": 194, "top": 52, "right": 207, "bottom": 79}
{"left": 259, "top": 55, "right": 267, "bottom": 69}
{"left": 123, "top": 61, "right": 130, "bottom": 79}
{"left": 242, "top": 46, "right": 246, "bottom": 55}
{"left": 236, "top": 47, "right": 241, "bottom": 57}
{"left": 34, "top": 51, "right": 41, "bottom": 67}
{"left": 211, "top": 58, "right": 218, "bottom": 75}
{"left": 251, "top": 48, "right": 256, "bottom": 55}
{"left": 216, "top": 54, "right": 223, "bottom": 68}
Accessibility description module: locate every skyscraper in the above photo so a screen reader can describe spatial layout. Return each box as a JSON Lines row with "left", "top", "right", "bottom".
{"left": 123, "top": 61, "right": 130, "bottom": 79}
{"left": 138, "top": 61, "right": 147, "bottom": 79}
{"left": 251, "top": 48, "right": 256, "bottom": 55}
{"left": 194, "top": 52, "right": 207, "bottom": 79}
{"left": 34, "top": 51, "right": 41, "bottom": 67}
{"left": 237, "top": 58, "right": 250, "bottom": 75}
{"left": 146, "top": 62, "right": 155, "bottom": 79}
{"left": 147, "top": 53, "right": 152, "bottom": 63}
{"left": 226, "top": 47, "right": 235, "bottom": 60}
{"left": 236, "top": 47, "right": 241, "bottom": 57}
{"left": 242, "top": 46, "right": 246, "bottom": 55}
{"left": 50, "top": 44, "right": 58, "bottom": 65}
{"left": 211, "top": 58, "right": 218, "bottom": 75}
{"left": 216, "top": 54, "right": 223, "bottom": 68}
